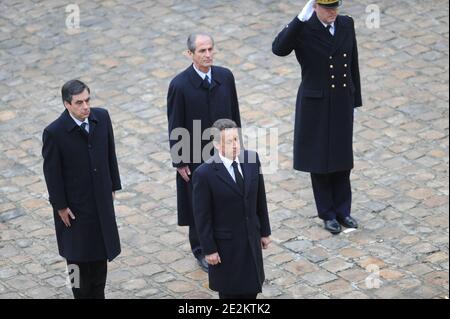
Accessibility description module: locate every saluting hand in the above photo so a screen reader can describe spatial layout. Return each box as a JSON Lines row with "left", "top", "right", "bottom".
{"left": 58, "top": 207, "right": 76, "bottom": 228}
{"left": 206, "top": 252, "right": 221, "bottom": 265}
{"left": 298, "top": 0, "right": 315, "bottom": 22}
{"left": 177, "top": 166, "right": 191, "bottom": 183}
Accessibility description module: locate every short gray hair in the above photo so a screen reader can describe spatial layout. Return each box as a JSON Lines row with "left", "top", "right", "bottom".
{"left": 187, "top": 33, "right": 215, "bottom": 53}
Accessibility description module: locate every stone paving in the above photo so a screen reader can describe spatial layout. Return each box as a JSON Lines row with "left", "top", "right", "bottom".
{"left": 0, "top": 0, "right": 448, "bottom": 299}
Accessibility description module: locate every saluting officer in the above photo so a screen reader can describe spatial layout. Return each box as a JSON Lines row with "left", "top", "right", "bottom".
{"left": 272, "top": 0, "right": 362, "bottom": 234}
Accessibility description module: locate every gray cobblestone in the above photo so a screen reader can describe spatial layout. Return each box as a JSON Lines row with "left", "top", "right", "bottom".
{"left": 0, "top": 0, "right": 447, "bottom": 299}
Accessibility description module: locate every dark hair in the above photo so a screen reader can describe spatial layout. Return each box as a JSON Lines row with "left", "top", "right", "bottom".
{"left": 212, "top": 119, "right": 238, "bottom": 131}
{"left": 211, "top": 119, "right": 238, "bottom": 143}
{"left": 61, "top": 79, "right": 90, "bottom": 104}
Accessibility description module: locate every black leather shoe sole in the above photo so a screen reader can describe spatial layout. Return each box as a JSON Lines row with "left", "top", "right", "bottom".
{"left": 325, "top": 226, "right": 342, "bottom": 235}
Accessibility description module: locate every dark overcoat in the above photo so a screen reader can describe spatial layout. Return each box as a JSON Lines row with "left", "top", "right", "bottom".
{"left": 42, "top": 108, "right": 121, "bottom": 262}
{"left": 167, "top": 64, "right": 241, "bottom": 226}
{"left": 272, "top": 13, "right": 362, "bottom": 173}
{"left": 192, "top": 150, "right": 271, "bottom": 295}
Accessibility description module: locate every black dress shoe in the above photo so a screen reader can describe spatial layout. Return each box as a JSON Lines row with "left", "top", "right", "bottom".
{"left": 197, "top": 256, "right": 209, "bottom": 272}
{"left": 324, "top": 219, "right": 342, "bottom": 234}
{"left": 337, "top": 216, "right": 358, "bottom": 229}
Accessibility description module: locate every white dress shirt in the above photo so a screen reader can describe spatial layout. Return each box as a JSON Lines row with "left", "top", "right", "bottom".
{"left": 219, "top": 153, "right": 243, "bottom": 183}
{"left": 193, "top": 64, "right": 212, "bottom": 83}
{"left": 321, "top": 21, "right": 335, "bottom": 36}
{"left": 69, "top": 112, "right": 89, "bottom": 133}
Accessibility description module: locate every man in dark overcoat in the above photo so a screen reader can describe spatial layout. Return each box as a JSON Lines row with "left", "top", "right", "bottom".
{"left": 42, "top": 79, "right": 121, "bottom": 298}
{"left": 272, "top": 0, "right": 362, "bottom": 234}
{"left": 192, "top": 119, "right": 271, "bottom": 299}
{"left": 167, "top": 33, "right": 241, "bottom": 271}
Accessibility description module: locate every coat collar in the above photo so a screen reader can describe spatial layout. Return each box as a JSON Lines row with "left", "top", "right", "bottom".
{"left": 211, "top": 150, "right": 254, "bottom": 197}
{"left": 330, "top": 15, "right": 351, "bottom": 55}
{"left": 307, "top": 13, "right": 351, "bottom": 56}
{"left": 62, "top": 108, "right": 99, "bottom": 135}
{"left": 188, "top": 64, "right": 222, "bottom": 91}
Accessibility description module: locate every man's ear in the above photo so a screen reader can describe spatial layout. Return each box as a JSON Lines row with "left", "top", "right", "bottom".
{"left": 63, "top": 101, "right": 70, "bottom": 109}
{"left": 183, "top": 50, "right": 193, "bottom": 59}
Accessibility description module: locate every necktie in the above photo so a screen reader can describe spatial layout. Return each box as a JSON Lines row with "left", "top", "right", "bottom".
{"left": 202, "top": 75, "right": 211, "bottom": 90}
{"left": 326, "top": 24, "right": 333, "bottom": 36}
{"left": 80, "top": 122, "right": 88, "bottom": 133}
{"left": 232, "top": 161, "right": 244, "bottom": 193}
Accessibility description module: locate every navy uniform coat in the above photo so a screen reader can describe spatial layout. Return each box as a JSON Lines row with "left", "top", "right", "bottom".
{"left": 272, "top": 13, "right": 362, "bottom": 173}
{"left": 42, "top": 108, "right": 121, "bottom": 262}
{"left": 167, "top": 65, "right": 241, "bottom": 226}
{"left": 192, "top": 150, "right": 271, "bottom": 295}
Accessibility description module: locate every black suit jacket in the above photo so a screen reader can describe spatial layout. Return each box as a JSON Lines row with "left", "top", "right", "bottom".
{"left": 42, "top": 108, "right": 121, "bottom": 262}
{"left": 192, "top": 150, "right": 271, "bottom": 294}
{"left": 273, "top": 13, "right": 362, "bottom": 173}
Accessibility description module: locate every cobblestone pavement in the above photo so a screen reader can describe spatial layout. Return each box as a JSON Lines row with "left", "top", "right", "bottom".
{"left": 0, "top": 0, "right": 448, "bottom": 299}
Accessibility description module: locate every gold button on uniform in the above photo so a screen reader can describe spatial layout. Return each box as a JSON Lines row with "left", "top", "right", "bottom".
{"left": 343, "top": 83, "right": 347, "bottom": 87}
{"left": 331, "top": 75, "right": 335, "bottom": 79}
{"left": 344, "top": 74, "right": 347, "bottom": 77}
{"left": 330, "top": 65, "right": 334, "bottom": 69}
{"left": 331, "top": 84, "right": 335, "bottom": 88}
{"left": 343, "top": 53, "right": 347, "bottom": 57}
{"left": 344, "top": 64, "right": 348, "bottom": 67}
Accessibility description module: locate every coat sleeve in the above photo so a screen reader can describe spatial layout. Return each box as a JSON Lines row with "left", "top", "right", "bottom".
{"left": 351, "top": 18, "right": 363, "bottom": 108}
{"left": 229, "top": 71, "right": 241, "bottom": 128}
{"left": 167, "top": 80, "right": 187, "bottom": 168}
{"left": 192, "top": 169, "right": 217, "bottom": 255}
{"left": 42, "top": 129, "right": 67, "bottom": 211}
{"left": 106, "top": 110, "right": 122, "bottom": 191}
{"left": 256, "top": 153, "right": 271, "bottom": 238}
{"left": 272, "top": 17, "right": 305, "bottom": 57}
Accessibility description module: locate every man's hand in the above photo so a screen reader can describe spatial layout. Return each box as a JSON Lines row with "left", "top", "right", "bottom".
{"left": 298, "top": 0, "right": 315, "bottom": 22}
{"left": 261, "top": 237, "right": 271, "bottom": 250}
{"left": 177, "top": 166, "right": 191, "bottom": 183}
{"left": 205, "top": 252, "right": 221, "bottom": 265}
{"left": 58, "top": 207, "right": 75, "bottom": 227}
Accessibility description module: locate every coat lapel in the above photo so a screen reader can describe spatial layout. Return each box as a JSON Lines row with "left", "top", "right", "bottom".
{"left": 210, "top": 66, "right": 222, "bottom": 91}
{"left": 308, "top": 13, "right": 334, "bottom": 46}
{"left": 62, "top": 109, "right": 89, "bottom": 139}
{"left": 88, "top": 111, "right": 99, "bottom": 140}
{"left": 238, "top": 151, "right": 254, "bottom": 197}
{"left": 187, "top": 64, "right": 222, "bottom": 92}
{"left": 330, "top": 15, "right": 350, "bottom": 55}
{"left": 213, "top": 152, "right": 243, "bottom": 197}
{"left": 62, "top": 109, "right": 78, "bottom": 133}
{"left": 188, "top": 64, "right": 203, "bottom": 89}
